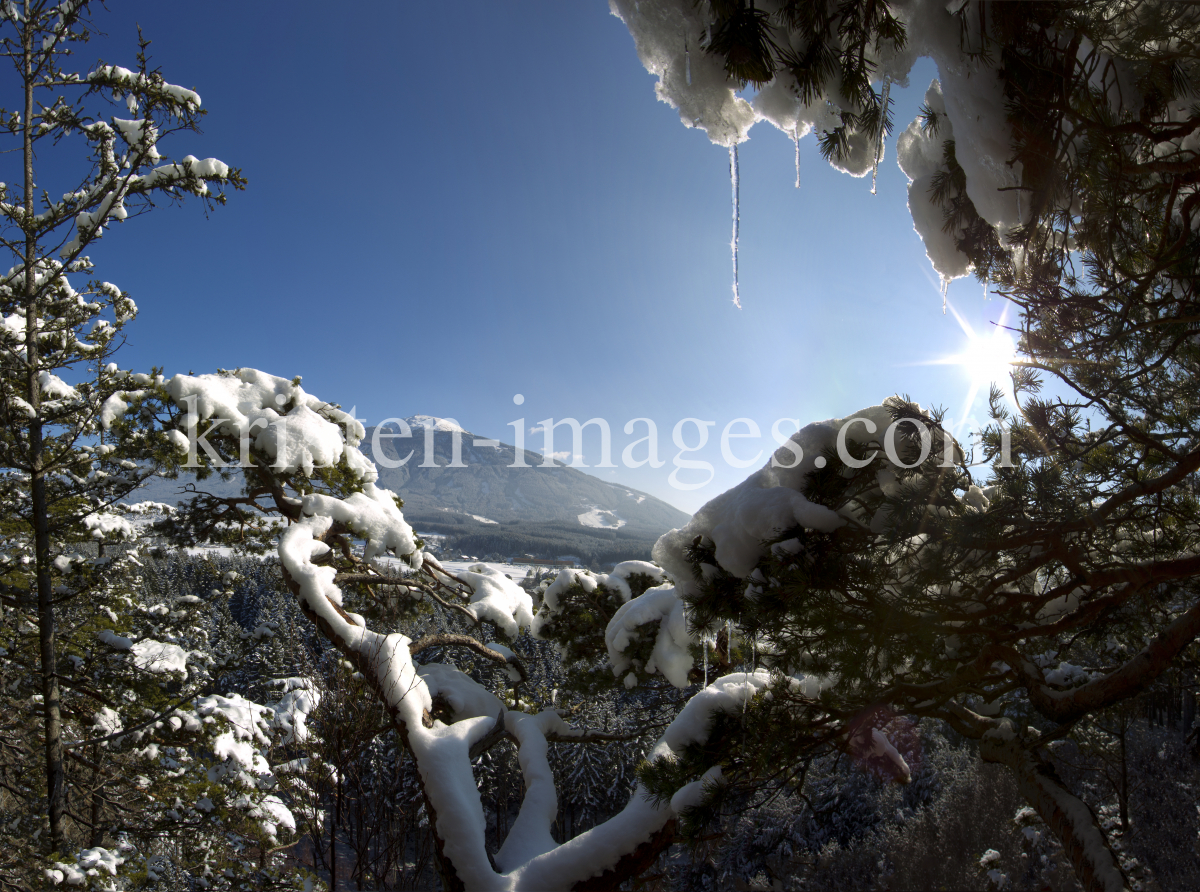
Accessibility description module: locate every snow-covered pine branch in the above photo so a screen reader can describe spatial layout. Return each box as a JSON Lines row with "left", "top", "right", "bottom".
{"left": 0, "top": 9, "right": 243, "bottom": 265}
{"left": 154, "top": 369, "right": 859, "bottom": 888}
{"left": 615, "top": 0, "right": 1200, "bottom": 301}
{"left": 606, "top": 5, "right": 1200, "bottom": 889}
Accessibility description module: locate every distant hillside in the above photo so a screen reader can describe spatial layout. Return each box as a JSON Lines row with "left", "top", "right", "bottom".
{"left": 366, "top": 416, "right": 690, "bottom": 535}
{"left": 128, "top": 415, "right": 690, "bottom": 568}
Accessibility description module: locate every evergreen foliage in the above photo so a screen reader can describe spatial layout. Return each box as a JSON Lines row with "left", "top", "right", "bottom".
{"left": 614, "top": 3, "right": 1200, "bottom": 890}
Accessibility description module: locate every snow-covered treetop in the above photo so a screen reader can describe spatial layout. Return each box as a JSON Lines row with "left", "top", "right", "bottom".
{"left": 0, "top": 2, "right": 244, "bottom": 269}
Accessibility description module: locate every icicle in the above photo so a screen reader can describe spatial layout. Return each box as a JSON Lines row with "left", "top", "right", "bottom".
{"left": 983, "top": 273, "right": 989, "bottom": 300}
{"left": 940, "top": 276, "right": 949, "bottom": 314}
{"left": 793, "top": 123, "right": 801, "bottom": 188}
{"left": 685, "top": 37, "right": 691, "bottom": 86}
{"left": 702, "top": 637, "right": 708, "bottom": 687}
{"left": 730, "top": 143, "right": 742, "bottom": 308}
{"left": 871, "top": 75, "right": 891, "bottom": 195}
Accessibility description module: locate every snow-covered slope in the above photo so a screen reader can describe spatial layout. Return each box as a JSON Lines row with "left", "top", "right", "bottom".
{"left": 127, "top": 415, "right": 690, "bottom": 539}
{"left": 366, "top": 417, "right": 689, "bottom": 534}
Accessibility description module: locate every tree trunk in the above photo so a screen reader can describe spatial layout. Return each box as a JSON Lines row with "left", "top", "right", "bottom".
{"left": 980, "top": 734, "right": 1129, "bottom": 892}
{"left": 331, "top": 772, "right": 339, "bottom": 891}
{"left": 1117, "top": 720, "right": 1129, "bottom": 836}
{"left": 22, "top": 13, "right": 65, "bottom": 855}
{"left": 88, "top": 744, "right": 103, "bottom": 849}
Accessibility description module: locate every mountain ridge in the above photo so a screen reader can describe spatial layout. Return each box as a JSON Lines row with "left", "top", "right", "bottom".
{"left": 365, "top": 416, "right": 690, "bottom": 533}
{"left": 127, "top": 415, "right": 689, "bottom": 566}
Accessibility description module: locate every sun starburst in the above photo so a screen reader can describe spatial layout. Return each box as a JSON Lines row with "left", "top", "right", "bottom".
{"left": 918, "top": 301, "right": 1018, "bottom": 439}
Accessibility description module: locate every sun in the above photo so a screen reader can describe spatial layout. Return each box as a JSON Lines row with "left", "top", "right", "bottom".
{"left": 917, "top": 301, "right": 1019, "bottom": 434}
{"left": 924, "top": 304, "right": 1018, "bottom": 386}
{"left": 957, "top": 324, "right": 1017, "bottom": 391}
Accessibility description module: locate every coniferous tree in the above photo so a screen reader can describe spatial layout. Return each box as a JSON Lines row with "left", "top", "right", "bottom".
{"left": 0, "top": 0, "right": 241, "bottom": 861}
{"left": 610, "top": 3, "right": 1200, "bottom": 890}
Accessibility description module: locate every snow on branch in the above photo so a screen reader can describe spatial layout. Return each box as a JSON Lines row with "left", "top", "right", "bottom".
{"left": 160, "top": 370, "right": 815, "bottom": 889}
{"left": 612, "top": 0, "right": 1174, "bottom": 287}
{"left": 87, "top": 64, "right": 201, "bottom": 112}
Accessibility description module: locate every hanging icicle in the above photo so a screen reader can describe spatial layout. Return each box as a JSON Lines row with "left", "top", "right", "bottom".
{"left": 685, "top": 37, "right": 691, "bottom": 86}
{"left": 702, "top": 637, "right": 708, "bottom": 687}
{"left": 871, "top": 75, "right": 891, "bottom": 195}
{"left": 793, "top": 123, "right": 801, "bottom": 189}
{"left": 731, "top": 143, "right": 742, "bottom": 308}
{"left": 941, "top": 276, "right": 949, "bottom": 314}
{"left": 983, "top": 273, "right": 989, "bottom": 300}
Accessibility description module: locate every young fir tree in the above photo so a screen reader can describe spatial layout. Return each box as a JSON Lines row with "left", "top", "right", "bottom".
{"left": 0, "top": 0, "right": 241, "bottom": 864}
{"left": 11, "top": 533, "right": 313, "bottom": 890}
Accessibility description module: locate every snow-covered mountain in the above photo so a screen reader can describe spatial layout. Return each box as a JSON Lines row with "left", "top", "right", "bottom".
{"left": 128, "top": 415, "right": 690, "bottom": 540}
{"left": 365, "top": 416, "right": 690, "bottom": 534}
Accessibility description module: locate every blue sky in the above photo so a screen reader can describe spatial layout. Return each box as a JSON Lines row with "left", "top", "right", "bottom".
{"left": 42, "top": 1, "right": 1011, "bottom": 514}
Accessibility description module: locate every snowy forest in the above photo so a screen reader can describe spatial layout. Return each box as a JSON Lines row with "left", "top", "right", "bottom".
{"left": 3, "top": 1, "right": 1200, "bottom": 891}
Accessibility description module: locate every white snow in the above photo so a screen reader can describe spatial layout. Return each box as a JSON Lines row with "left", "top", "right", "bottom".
{"left": 577, "top": 507, "right": 626, "bottom": 529}
{"left": 406, "top": 414, "right": 467, "bottom": 433}
{"left": 438, "top": 559, "right": 534, "bottom": 582}
{"left": 606, "top": 584, "right": 694, "bottom": 689}
{"left": 269, "top": 678, "right": 320, "bottom": 745}
{"left": 38, "top": 370, "right": 78, "bottom": 400}
{"left": 130, "top": 639, "right": 188, "bottom": 676}
{"left": 654, "top": 402, "right": 959, "bottom": 604}
{"left": 92, "top": 706, "right": 123, "bottom": 737}
{"left": 83, "top": 511, "right": 137, "bottom": 541}
{"left": 607, "top": 560, "right": 666, "bottom": 599}
{"left": 97, "top": 629, "right": 132, "bottom": 650}
{"left": 536, "top": 562, "right": 664, "bottom": 620}
{"left": 87, "top": 64, "right": 201, "bottom": 110}
{"left": 861, "top": 728, "right": 912, "bottom": 783}
{"left": 193, "top": 692, "right": 273, "bottom": 781}
{"left": 447, "top": 563, "right": 534, "bottom": 639}
{"left": 534, "top": 568, "right": 599, "bottom": 633}
{"left": 76, "top": 847, "right": 122, "bottom": 876}
{"left": 48, "top": 846, "right": 123, "bottom": 886}
{"left": 168, "top": 369, "right": 355, "bottom": 477}
{"left": 255, "top": 794, "right": 296, "bottom": 839}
